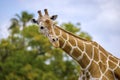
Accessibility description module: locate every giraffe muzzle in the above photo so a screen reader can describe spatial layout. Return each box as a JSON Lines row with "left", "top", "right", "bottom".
{"left": 48, "top": 35, "right": 59, "bottom": 48}
{"left": 52, "top": 37, "right": 58, "bottom": 42}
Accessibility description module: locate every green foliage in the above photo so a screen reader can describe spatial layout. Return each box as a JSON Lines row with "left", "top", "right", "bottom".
{"left": 0, "top": 11, "right": 92, "bottom": 80}
{"left": 61, "top": 22, "right": 80, "bottom": 34}
{"left": 61, "top": 22, "right": 92, "bottom": 40}
{"left": 79, "top": 32, "right": 92, "bottom": 41}
{"left": 15, "top": 11, "right": 34, "bottom": 27}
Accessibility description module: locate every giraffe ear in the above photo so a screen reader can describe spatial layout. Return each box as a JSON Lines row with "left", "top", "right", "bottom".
{"left": 50, "top": 15, "right": 58, "bottom": 20}
{"left": 32, "top": 19, "right": 38, "bottom": 24}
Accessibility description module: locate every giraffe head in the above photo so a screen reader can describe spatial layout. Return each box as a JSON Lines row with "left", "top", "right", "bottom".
{"left": 32, "top": 9, "right": 59, "bottom": 48}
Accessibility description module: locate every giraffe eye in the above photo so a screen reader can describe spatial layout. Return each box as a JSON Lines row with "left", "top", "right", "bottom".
{"left": 40, "top": 26, "right": 44, "bottom": 29}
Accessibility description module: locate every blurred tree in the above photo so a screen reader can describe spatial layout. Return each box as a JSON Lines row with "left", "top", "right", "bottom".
{"left": 61, "top": 22, "right": 80, "bottom": 34}
{"left": 9, "top": 11, "right": 33, "bottom": 30}
{"left": 61, "top": 22, "right": 92, "bottom": 40}
{"left": 8, "top": 11, "right": 34, "bottom": 47}
{"left": 8, "top": 18, "right": 19, "bottom": 30}
{"left": 0, "top": 11, "right": 92, "bottom": 80}
{"left": 15, "top": 11, "right": 34, "bottom": 28}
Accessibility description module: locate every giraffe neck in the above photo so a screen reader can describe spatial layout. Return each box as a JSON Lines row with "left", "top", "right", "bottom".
{"left": 54, "top": 26, "right": 94, "bottom": 69}
{"left": 54, "top": 26, "right": 120, "bottom": 79}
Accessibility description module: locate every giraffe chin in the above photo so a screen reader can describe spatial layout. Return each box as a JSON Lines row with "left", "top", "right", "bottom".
{"left": 51, "top": 41, "right": 60, "bottom": 48}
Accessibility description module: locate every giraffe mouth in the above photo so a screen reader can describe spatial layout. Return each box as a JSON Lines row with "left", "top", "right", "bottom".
{"left": 52, "top": 41, "right": 60, "bottom": 48}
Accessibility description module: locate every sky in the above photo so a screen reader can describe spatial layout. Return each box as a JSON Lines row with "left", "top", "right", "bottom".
{"left": 0, "top": 0, "right": 120, "bottom": 58}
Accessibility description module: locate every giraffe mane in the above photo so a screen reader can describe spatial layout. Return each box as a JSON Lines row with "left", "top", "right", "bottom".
{"left": 55, "top": 25, "right": 91, "bottom": 42}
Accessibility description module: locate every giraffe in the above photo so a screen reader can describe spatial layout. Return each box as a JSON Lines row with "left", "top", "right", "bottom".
{"left": 32, "top": 9, "right": 120, "bottom": 80}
